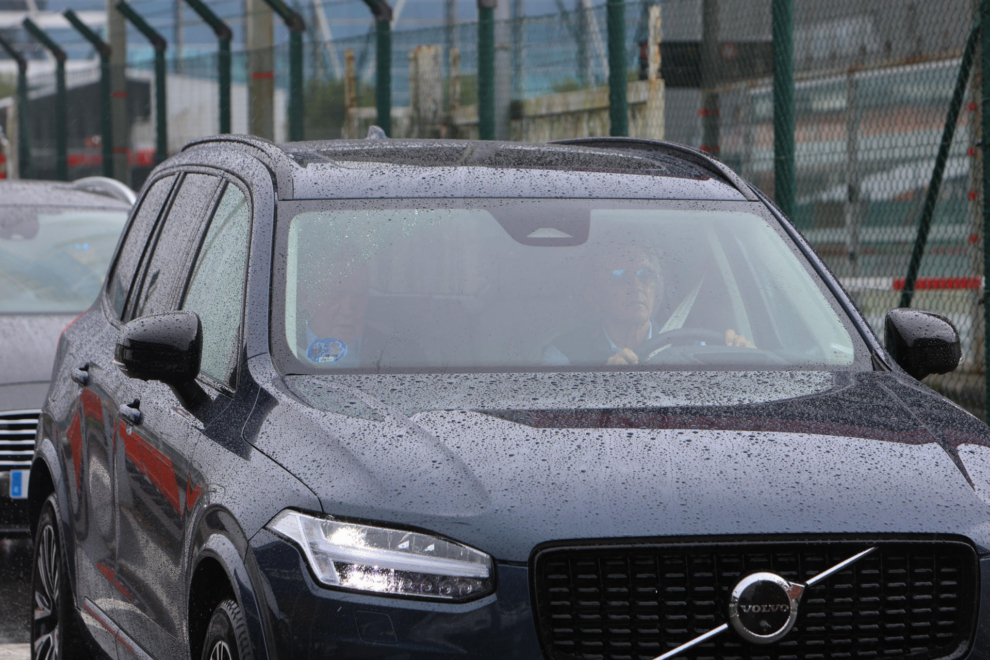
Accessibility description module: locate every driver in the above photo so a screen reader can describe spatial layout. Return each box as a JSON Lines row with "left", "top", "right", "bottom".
{"left": 542, "top": 244, "right": 754, "bottom": 366}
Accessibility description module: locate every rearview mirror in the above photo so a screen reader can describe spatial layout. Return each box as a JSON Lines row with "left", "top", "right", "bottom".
{"left": 884, "top": 308, "right": 961, "bottom": 380}
{"left": 115, "top": 311, "right": 204, "bottom": 404}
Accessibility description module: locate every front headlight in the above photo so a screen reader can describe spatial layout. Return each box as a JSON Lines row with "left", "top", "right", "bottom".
{"left": 267, "top": 510, "right": 494, "bottom": 600}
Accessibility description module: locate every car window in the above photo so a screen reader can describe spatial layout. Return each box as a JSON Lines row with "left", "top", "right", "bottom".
{"left": 181, "top": 183, "right": 251, "bottom": 386}
{"left": 106, "top": 175, "right": 175, "bottom": 318}
{"left": 0, "top": 205, "right": 128, "bottom": 314}
{"left": 272, "top": 199, "right": 869, "bottom": 374}
{"left": 128, "top": 173, "right": 221, "bottom": 321}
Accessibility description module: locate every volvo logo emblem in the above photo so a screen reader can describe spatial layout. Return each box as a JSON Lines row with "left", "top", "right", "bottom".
{"left": 728, "top": 572, "right": 805, "bottom": 644}
{"left": 738, "top": 603, "right": 790, "bottom": 614}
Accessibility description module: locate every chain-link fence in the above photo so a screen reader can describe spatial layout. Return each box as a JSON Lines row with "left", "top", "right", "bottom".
{"left": 705, "top": 1, "right": 983, "bottom": 416}
{"left": 296, "top": 4, "right": 666, "bottom": 141}
{"left": 1, "top": 0, "right": 985, "bottom": 415}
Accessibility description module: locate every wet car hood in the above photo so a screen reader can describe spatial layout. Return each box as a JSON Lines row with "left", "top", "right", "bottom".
{"left": 0, "top": 314, "right": 75, "bottom": 386}
{"left": 253, "top": 370, "right": 990, "bottom": 562}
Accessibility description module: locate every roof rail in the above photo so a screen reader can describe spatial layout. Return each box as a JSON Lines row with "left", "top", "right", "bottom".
{"left": 70, "top": 176, "right": 137, "bottom": 205}
{"left": 550, "top": 137, "right": 758, "bottom": 201}
{"left": 183, "top": 134, "right": 298, "bottom": 198}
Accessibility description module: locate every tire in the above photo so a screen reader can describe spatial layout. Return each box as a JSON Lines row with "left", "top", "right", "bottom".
{"left": 200, "top": 599, "right": 253, "bottom": 660}
{"left": 31, "top": 493, "right": 94, "bottom": 660}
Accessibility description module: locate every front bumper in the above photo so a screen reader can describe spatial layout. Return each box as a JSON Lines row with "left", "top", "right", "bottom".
{"left": 251, "top": 530, "right": 990, "bottom": 660}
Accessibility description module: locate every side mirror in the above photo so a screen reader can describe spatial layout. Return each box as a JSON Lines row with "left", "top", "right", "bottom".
{"left": 884, "top": 308, "right": 961, "bottom": 380}
{"left": 115, "top": 311, "right": 206, "bottom": 406}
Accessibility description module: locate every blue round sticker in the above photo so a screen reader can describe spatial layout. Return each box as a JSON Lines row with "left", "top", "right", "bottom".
{"left": 306, "top": 338, "right": 348, "bottom": 364}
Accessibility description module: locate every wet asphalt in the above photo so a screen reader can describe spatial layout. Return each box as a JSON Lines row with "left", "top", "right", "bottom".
{"left": 0, "top": 535, "right": 32, "bottom": 653}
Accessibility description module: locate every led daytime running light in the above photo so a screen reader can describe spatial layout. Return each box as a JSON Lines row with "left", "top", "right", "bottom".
{"left": 267, "top": 510, "right": 494, "bottom": 600}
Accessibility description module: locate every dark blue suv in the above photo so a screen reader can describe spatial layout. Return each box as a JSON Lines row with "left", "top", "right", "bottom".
{"left": 30, "top": 135, "right": 990, "bottom": 660}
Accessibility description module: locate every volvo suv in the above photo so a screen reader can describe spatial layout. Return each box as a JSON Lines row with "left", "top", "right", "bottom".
{"left": 29, "top": 135, "right": 986, "bottom": 660}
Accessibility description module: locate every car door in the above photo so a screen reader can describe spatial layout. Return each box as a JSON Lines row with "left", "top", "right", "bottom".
{"left": 114, "top": 177, "right": 255, "bottom": 660}
{"left": 68, "top": 173, "right": 177, "bottom": 657}
{"left": 178, "top": 178, "right": 264, "bottom": 658}
{"left": 109, "top": 172, "right": 224, "bottom": 659}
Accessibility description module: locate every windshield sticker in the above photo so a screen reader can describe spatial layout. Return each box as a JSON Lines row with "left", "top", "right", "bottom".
{"left": 307, "top": 338, "right": 348, "bottom": 364}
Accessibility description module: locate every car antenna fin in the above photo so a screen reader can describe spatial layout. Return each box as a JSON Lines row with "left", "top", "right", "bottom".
{"left": 366, "top": 125, "right": 387, "bottom": 140}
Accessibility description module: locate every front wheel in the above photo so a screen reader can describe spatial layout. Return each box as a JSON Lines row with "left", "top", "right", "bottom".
{"left": 31, "top": 493, "right": 91, "bottom": 660}
{"left": 201, "top": 599, "right": 253, "bottom": 660}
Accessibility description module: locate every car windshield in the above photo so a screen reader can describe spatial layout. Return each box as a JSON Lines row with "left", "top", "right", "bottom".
{"left": 0, "top": 205, "right": 128, "bottom": 314}
{"left": 272, "top": 199, "right": 869, "bottom": 373}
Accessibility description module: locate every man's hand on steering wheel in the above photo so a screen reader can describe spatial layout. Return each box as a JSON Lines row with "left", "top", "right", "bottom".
{"left": 607, "top": 347, "right": 639, "bottom": 366}
{"left": 629, "top": 327, "right": 758, "bottom": 365}
{"left": 725, "top": 328, "right": 756, "bottom": 348}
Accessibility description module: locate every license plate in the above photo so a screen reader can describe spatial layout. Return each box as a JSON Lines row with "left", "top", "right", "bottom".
{"left": 9, "top": 469, "right": 29, "bottom": 499}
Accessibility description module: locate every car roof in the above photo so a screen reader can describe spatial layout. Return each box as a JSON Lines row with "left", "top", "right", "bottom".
{"left": 0, "top": 180, "right": 133, "bottom": 210}
{"left": 182, "top": 136, "right": 756, "bottom": 202}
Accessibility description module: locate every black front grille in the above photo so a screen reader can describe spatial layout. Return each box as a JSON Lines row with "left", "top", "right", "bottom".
{"left": 0, "top": 410, "right": 40, "bottom": 471}
{"left": 533, "top": 539, "right": 977, "bottom": 660}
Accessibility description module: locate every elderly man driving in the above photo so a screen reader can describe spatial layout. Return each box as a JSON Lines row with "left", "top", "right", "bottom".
{"left": 542, "top": 243, "right": 754, "bottom": 366}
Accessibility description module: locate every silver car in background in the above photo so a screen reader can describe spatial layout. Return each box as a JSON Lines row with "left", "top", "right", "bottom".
{"left": 0, "top": 177, "right": 131, "bottom": 533}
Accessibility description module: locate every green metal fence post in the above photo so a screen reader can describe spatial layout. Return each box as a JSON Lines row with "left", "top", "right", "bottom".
{"left": 363, "top": 0, "right": 394, "bottom": 136}
{"left": 982, "top": 0, "right": 990, "bottom": 418}
{"left": 64, "top": 10, "right": 113, "bottom": 177}
{"left": 478, "top": 0, "right": 496, "bottom": 140}
{"left": 376, "top": 20, "right": 392, "bottom": 136}
{"left": 900, "top": 21, "right": 980, "bottom": 309}
{"left": 23, "top": 19, "right": 66, "bottom": 181}
{"left": 0, "top": 34, "right": 32, "bottom": 178}
{"left": 116, "top": 2, "right": 168, "bottom": 164}
{"left": 606, "top": 0, "right": 628, "bottom": 136}
{"left": 700, "top": 0, "right": 719, "bottom": 154}
{"left": 261, "top": 0, "right": 306, "bottom": 141}
{"left": 183, "top": 0, "right": 232, "bottom": 134}
{"left": 290, "top": 30, "right": 304, "bottom": 140}
{"left": 14, "top": 59, "right": 31, "bottom": 178}
{"left": 154, "top": 47, "right": 166, "bottom": 160}
{"left": 772, "top": 0, "right": 795, "bottom": 218}
{"left": 219, "top": 39, "right": 231, "bottom": 134}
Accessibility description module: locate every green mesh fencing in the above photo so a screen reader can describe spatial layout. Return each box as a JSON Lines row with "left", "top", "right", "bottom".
{"left": 669, "top": 2, "right": 982, "bottom": 413}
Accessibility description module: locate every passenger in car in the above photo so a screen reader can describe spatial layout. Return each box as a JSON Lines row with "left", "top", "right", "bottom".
{"left": 301, "top": 263, "right": 373, "bottom": 367}
{"left": 297, "top": 259, "right": 422, "bottom": 369}
{"left": 542, "top": 243, "right": 755, "bottom": 366}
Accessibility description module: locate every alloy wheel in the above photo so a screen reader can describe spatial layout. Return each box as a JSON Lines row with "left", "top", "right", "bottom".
{"left": 209, "top": 640, "right": 232, "bottom": 660}
{"left": 33, "top": 522, "right": 61, "bottom": 660}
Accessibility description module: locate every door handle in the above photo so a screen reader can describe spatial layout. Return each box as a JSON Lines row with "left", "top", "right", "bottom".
{"left": 119, "top": 400, "right": 142, "bottom": 426}
{"left": 70, "top": 363, "right": 89, "bottom": 386}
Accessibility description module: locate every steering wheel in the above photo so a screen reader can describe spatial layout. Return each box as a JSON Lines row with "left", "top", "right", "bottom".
{"left": 634, "top": 328, "right": 727, "bottom": 364}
